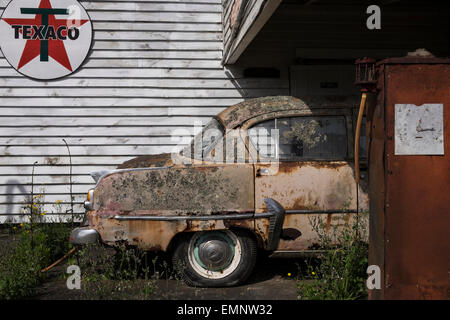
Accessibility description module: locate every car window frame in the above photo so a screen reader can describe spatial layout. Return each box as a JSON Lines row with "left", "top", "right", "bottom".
{"left": 241, "top": 109, "right": 354, "bottom": 163}
{"left": 183, "top": 117, "right": 225, "bottom": 161}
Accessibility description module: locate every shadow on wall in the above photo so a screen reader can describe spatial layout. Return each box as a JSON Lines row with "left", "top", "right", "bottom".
{"left": 224, "top": 65, "right": 290, "bottom": 99}
{"left": 3, "top": 181, "right": 30, "bottom": 223}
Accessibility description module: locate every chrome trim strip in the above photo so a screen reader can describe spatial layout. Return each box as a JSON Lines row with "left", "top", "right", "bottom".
{"left": 286, "top": 209, "right": 359, "bottom": 214}
{"left": 114, "top": 212, "right": 273, "bottom": 221}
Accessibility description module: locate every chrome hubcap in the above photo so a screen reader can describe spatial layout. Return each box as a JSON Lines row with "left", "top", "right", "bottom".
{"left": 194, "top": 232, "right": 234, "bottom": 271}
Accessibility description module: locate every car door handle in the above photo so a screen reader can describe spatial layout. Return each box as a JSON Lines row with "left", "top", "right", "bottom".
{"left": 256, "top": 168, "right": 270, "bottom": 176}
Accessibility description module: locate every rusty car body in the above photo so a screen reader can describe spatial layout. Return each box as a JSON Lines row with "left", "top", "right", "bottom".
{"left": 70, "top": 95, "right": 369, "bottom": 286}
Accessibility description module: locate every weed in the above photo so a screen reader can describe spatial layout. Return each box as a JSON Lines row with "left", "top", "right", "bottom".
{"left": 0, "top": 193, "right": 74, "bottom": 300}
{"left": 297, "top": 211, "right": 369, "bottom": 300}
{"left": 74, "top": 243, "right": 173, "bottom": 300}
{"left": 0, "top": 223, "right": 72, "bottom": 299}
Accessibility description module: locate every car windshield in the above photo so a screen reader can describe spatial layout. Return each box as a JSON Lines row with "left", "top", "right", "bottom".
{"left": 182, "top": 118, "right": 224, "bottom": 160}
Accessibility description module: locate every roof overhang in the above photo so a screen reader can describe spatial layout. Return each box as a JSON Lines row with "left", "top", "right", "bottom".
{"left": 222, "top": 0, "right": 282, "bottom": 65}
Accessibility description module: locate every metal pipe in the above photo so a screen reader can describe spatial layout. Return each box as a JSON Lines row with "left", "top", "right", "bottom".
{"left": 355, "top": 92, "right": 367, "bottom": 184}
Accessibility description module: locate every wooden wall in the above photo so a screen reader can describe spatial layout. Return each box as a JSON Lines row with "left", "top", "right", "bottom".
{"left": 0, "top": 0, "right": 289, "bottom": 222}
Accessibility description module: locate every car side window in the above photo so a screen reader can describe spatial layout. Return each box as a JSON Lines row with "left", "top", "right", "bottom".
{"left": 248, "top": 116, "right": 347, "bottom": 161}
{"left": 247, "top": 119, "right": 277, "bottom": 160}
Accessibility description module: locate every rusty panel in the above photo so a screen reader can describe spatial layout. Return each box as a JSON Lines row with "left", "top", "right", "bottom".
{"left": 254, "top": 217, "right": 271, "bottom": 248}
{"left": 255, "top": 161, "right": 369, "bottom": 251}
{"left": 383, "top": 62, "right": 450, "bottom": 299}
{"left": 91, "top": 214, "right": 187, "bottom": 251}
{"left": 277, "top": 213, "right": 364, "bottom": 251}
{"left": 94, "top": 164, "right": 254, "bottom": 215}
{"left": 367, "top": 83, "right": 386, "bottom": 300}
{"left": 255, "top": 161, "right": 369, "bottom": 213}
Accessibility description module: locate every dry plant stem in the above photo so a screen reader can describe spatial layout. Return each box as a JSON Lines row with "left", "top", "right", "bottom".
{"left": 41, "top": 247, "right": 76, "bottom": 273}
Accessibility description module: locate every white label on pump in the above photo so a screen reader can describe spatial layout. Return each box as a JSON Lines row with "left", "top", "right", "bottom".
{"left": 395, "top": 104, "right": 444, "bottom": 155}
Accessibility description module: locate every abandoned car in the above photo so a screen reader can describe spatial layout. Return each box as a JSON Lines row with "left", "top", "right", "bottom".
{"left": 70, "top": 95, "right": 368, "bottom": 287}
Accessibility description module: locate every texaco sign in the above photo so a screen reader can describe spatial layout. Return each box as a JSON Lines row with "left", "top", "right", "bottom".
{"left": 0, "top": 0, "right": 92, "bottom": 80}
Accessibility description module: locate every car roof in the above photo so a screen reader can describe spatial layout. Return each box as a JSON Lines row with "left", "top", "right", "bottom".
{"left": 216, "top": 95, "right": 360, "bottom": 129}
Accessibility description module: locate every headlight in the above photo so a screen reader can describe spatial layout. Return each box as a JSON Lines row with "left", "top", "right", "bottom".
{"left": 84, "top": 189, "right": 94, "bottom": 211}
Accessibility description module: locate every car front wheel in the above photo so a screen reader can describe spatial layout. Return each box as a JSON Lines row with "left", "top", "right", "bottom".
{"left": 172, "top": 229, "right": 257, "bottom": 287}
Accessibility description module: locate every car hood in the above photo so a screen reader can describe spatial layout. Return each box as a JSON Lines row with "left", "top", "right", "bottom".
{"left": 117, "top": 153, "right": 175, "bottom": 169}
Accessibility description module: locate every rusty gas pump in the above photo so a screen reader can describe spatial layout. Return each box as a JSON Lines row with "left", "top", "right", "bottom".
{"left": 356, "top": 53, "right": 450, "bottom": 299}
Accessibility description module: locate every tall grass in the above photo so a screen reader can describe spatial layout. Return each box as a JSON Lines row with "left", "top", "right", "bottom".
{"left": 297, "top": 211, "right": 369, "bottom": 300}
{"left": 0, "top": 194, "right": 73, "bottom": 299}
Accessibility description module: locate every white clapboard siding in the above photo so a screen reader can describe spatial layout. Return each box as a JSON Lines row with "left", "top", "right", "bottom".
{"left": 0, "top": 204, "right": 86, "bottom": 216}
{"left": 1, "top": 145, "right": 187, "bottom": 155}
{"left": 90, "top": 31, "right": 223, "bottom": 41}
{"left": 2, "top": 185, "right": 96, "bottom": 196}
{"left": 82, "top": 59, "right": 224, "bottom": 68}
{"left": 0, "top": 196, "right": 88, "bottom": 207}
{"left": 80, "top": 2, "right": 222, "bottom": 12}
{"left": 0, "top": 88, "right": 282, "bottom": 98}
{"left": 0, "top": 49, "right": 224, "bottom": 59}
{"left": 0, "top": 50, "right": 224, "bottom": 59}
{"left": 0, "top": 107, "right": 227, "bottom": 117}
{"left": 0, "top": 68, "right": 241, "bottom": 78}
{"left": 0, "top": 97, "right": 245, "bottom": 107}
{"left": 0, "top": 10, "right": 221, "bottom": 22}
{"left": 2, "top": 175, "right": 97, "bottom": 184}
{"left": 0, "top": 0, "right": 289, "bottom": 222}
{"left": 88, "top": 40, "right": 224, "bottom": 51}
{"left": 2, "top": 185, "right": 99, "bottom": 196}
{"left": 0, "top": 155, "right": 180, "bottom": 166}
{"left": 91, "top": 22, "right": 222, "bottom": 32}
{"left": 0, "top": 0, "right": 222, "bottom": 4}
{"left": 0, "top": 164, "right": 118, "bottom": 175}
{"left": 0, "top": 127, "right": 200, "bottom": 137}
{"left": 0, "top": 78, "right": 288, "bottom": 88}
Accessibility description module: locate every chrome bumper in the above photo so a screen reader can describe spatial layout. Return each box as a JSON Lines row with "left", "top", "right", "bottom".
{"left": 69, "top": 227, "right": 99, "bottom": 245}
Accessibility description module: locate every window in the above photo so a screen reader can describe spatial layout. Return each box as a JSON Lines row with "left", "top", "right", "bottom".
{"left": 247, "top": 119, "right": 277, "bottom": 160}
{"left": 248, "top": 116, "right": 347, "bottom": 161}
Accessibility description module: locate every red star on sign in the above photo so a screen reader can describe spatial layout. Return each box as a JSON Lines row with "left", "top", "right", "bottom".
{"left": 2, "top": 0, "right": 88, "bottom": 71}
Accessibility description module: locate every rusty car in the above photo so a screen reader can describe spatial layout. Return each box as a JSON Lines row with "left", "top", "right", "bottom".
{"left": 70, "top": 95, "right": 368, "bottom": 287}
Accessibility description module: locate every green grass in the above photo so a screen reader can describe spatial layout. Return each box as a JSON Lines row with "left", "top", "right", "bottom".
{"left": 71, "top": 243, "right": 181, "bottom": 300}
{"left": 0, "top": 223, "right": 72, "bottom": 299}
{"left": 297, "top": 212, "right": 369, "bottom": 300}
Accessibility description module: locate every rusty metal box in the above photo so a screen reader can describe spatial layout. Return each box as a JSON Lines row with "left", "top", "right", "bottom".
{"left": 367, "top": 57, "right": 450, "bottom": 299}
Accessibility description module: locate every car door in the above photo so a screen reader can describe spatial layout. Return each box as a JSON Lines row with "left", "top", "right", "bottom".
{"left": 244, "top": 111, "right": 368, "bottom": 251}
